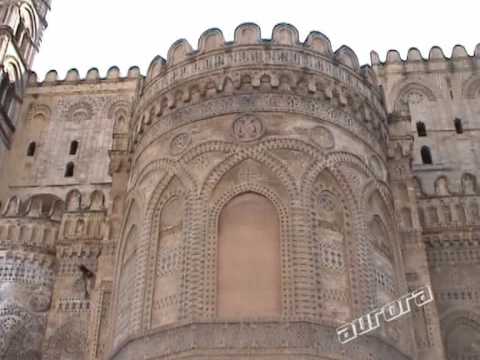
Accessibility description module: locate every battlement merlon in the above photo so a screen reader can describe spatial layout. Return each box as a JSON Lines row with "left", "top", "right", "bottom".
{"left": 371, "top": 44, "right": 480, "bottom": 75}
{"left": 141, "top": 23, "right": 382, "bottom": 98}
{"left": 128, "top": 23, "right": 389, "bottom": 158}
{"left": 24, "top": 66, "right": 142, "bottom": 97}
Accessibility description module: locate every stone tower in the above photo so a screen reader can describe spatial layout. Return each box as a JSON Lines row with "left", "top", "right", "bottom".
{"left": 0, "top": 16, "right": 480, "bottom": 360}
{"left": 0, "top": 0, "right": 50, "bottom": 161}
{"left": 0, "top": 1, "right": 54, "bottom": 359}
{"left": 108, "top": 24, "right": 435, "bottom": 359}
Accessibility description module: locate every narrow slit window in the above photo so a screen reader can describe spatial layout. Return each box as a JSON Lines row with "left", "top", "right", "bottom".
{"left": 26, "top": 142, "right": 36, "bottom": 157}
{"left": 416, "top": 122, "right": 427, "bottom": 137}
{"left": 421, "top": 146, "right": 433, "bottom": 165}
{"left": 65, "top": 162, "right": 75, "bottom": 177}
{"left": 454, "top": 118, "right": 463, "bottom": 134}
{"left": 69, "top": 140, "right": 79, "bottom": 155}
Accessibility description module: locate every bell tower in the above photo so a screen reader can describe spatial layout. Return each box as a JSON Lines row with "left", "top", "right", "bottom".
{"left": 0, "top": 0, "right": 50, "bottom": 148}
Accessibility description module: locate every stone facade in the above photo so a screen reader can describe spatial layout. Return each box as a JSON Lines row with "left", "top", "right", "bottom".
{"left": 0, "top": 6, "right": 479, "bottom": 360}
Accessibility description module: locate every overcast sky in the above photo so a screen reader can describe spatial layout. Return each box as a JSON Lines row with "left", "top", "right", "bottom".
{"left": 33, "top": 0, "right": 479, "bottom": 79}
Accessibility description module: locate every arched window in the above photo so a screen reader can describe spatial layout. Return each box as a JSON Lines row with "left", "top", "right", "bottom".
{"left": 26, "top": 141, "right": 36, "bottom": 156}
{"left": 65, "top": 162, "right": 74, "bottom": 177}
{"left": 69, "top": 140, "right": 79, "bottom": 155}
{"left": 416, "top": 121, "right": 427, "bottom": 137}
{"left": 421, "top": 146, "right": 433, "bottom": 164}
{"left": 454, "top": 118, "right": 463, "bottom": 134}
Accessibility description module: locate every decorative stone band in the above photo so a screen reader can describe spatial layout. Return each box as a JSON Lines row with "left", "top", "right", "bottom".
{"left": 109, "top": 321, "right": 411, "bottom": 360}
{"left": 0, "top": 251, "right": 55, "bottom": 288}
{"left": 0, "top": 218, "right": 59, "bottom": 254}
{"left": 336, "top": 285, "right": 434, "bottom": 344}
{"left": 141, "top": 46, "right": 383, "bottom": 111}
{"left": 133, "top": 93, "right": 387, "bottom": 161}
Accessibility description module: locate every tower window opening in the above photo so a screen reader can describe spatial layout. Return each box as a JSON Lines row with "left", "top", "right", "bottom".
{"left": 421, "top": 146, "right": 433, "bottom": 165}
{"left": 65, "top": 162, "right": 75, "bottom": 177}
{"left": 416, "top": 121, "right": 427, "bottom": 137}
{"left": 69, "top": 140, "right": 79, "bottom": 155}
{"left": 454, "top": 118, "right": 463, "bottom": 134}
{"left": 26, "top": 142, "right": 36, "bottom": 157}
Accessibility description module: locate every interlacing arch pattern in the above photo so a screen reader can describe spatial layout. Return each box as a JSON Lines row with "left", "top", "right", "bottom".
{"left": 302, "top": 152, "right": 375, "bottom": 314}
{"left": 141, "top": 175, "right": 191, "bottom": 329}
{"left": 361, "top": 179, "right": 404, "bottom": 307}
{"left": 117, "top": 132, "right": 396, "bottom": 339}
{"left": 196, "top": 149, "right": 296, "bottom": 319}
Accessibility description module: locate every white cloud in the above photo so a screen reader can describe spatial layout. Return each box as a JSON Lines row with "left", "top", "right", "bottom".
{"left": 34, "top": 0, "right": 479, "bottom": 78}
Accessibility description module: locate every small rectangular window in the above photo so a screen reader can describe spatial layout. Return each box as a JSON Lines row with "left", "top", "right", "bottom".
{"left": 454, "top": 118, "right": 463, "bottom": 134}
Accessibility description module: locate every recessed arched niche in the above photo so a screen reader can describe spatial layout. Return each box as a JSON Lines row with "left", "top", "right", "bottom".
{"left": 217, "top": 192, "right": 281, "bottom": 319}
{"left": 151, "top": 193, "right": 185, "bottom": 327}
{"left": 114, "top": 224, "right": 138, "bottom": 346}
{"left": 310, "top": 169, "right": 350, "bottom": 321}
{"left": 367, "top": 190, "right": 397, "bottom": 308}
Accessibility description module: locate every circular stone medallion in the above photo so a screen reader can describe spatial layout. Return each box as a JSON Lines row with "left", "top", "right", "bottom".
{"left": 310, "top": 126, "right": 334, "bottom": 149}
{"left": 170, "top": 133, "right": 192, "bottom": 155}
{"left": 232, "top": 114, "right": 264, "bottom": 142}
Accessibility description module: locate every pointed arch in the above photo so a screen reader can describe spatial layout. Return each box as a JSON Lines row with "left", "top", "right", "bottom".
{"left": 187, "top": 147, "right": 298, "bottom": 319}
{"left": 391, "top": 81, "right": 438, "bottom": 114}
{"left": 207, "top": 183, "right": 288, "bottom": 320}
{"left": 2, "top": 195, "right": 20, "bottom": 216}
{"left": 462, "top": 75, "right": 480, "bottom": 99}
{"left": 461, "top": 173, "right": 477, "bottom": 194}
{"left": 132, "top": 158, "right": 196, "bottom": 192}
{"left": 364, "top": 186, "right": 401, "bottom": 307}
{"left": 302, "top": 151, "right": 373, "bottom": 312}
{"left": 130, "top": 172, "right": 193, "bottom": 331}
{"left": 200, "top": 148, "right": 299, "bottom": 200}
{"left": 113, "top": 223, "right": 138, "bottom": 346}
{"left": 145, "top": 175, "right": 187, "bottom": 328}
{"left": 441, "top": 310, "right": 480, "bottom": 359}
{"left": 18, "top": 2, "right": 38, "bottom": 43}
{"left": 65, "top": 189, "right": 81, "bottom": 211}
{"left": 89, "top": 190, "right": 105, "bottom": 210}
{"left": 308, "top": 168, "right": 352, "bottom": 321}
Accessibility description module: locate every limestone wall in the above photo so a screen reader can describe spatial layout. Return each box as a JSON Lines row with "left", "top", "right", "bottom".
{"left": 374, "top": 46, "right": 480, "bottom": 359}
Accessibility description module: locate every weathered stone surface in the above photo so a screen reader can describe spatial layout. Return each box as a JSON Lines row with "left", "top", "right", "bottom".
{"left": 0, "top": 4, "right": 479, "bottom": 359}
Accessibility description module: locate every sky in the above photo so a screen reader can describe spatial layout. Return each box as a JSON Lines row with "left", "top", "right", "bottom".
{"left": 33, "top": 0, "right": 479, "bottom": 79}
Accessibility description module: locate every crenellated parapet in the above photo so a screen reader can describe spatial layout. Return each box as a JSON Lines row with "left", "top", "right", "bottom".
{"left": 28, "top": 65, "right": 142, "bottom": 87}
{"left": 371, "top": 44, "right": 480, "bottom": 75}
{"left": 130, "top": 23, "right": 388, "bottom": 160}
